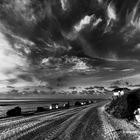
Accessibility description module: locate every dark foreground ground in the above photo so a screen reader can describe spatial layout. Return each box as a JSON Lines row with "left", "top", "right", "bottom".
{"left": 0, "top": 101, "right": 140, "bottom": 140}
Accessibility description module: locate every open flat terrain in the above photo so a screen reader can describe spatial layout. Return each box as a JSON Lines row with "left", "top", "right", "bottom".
{"left": 0, "top": 101, "right": 139, "bottom": 140}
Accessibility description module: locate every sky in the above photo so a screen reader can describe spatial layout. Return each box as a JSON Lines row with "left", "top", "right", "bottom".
{"left": 0, "top": 0, "right": 140, "bottom": 93}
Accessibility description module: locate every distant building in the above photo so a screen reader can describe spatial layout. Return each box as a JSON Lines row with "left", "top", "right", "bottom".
{"left": 112, "top": 88, "right": 130, "bottom": 98}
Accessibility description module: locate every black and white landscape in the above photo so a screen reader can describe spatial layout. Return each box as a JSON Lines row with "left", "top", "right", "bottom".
{"left": 0, "top": 0, "right": 140, "bottom": 139}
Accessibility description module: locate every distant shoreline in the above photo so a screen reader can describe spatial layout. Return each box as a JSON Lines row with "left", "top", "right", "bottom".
{"left": 0, "top": 98, "right": 108, "bottom": 102}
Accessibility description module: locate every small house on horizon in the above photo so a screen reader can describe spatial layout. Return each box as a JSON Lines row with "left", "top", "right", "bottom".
{"left": 112, "top": 87, "right": 130, "bottom": 98}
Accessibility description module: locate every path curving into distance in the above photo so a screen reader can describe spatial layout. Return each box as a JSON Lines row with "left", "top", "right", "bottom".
{"left": 0, "top": 101, "right": 139, "bottom": 140}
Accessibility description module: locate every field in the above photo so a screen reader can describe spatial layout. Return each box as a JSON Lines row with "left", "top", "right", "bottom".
{"left": 0, "top": 100, "right": 139, "bottom": 140}
{"left": 0, "top": 99, "right": 103, "bottom": 117}
{"left": 0, "top": 99, "right": 78, "bottom": 117}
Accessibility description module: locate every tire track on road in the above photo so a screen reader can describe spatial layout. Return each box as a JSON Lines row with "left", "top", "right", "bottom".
{"left": 76, "top": 108, "right": 103, "bottom": 140}
{"left": 32, "top": 107, "right": 92, "bottom": 140}
{"left": 9, "top": 106, "right": 90, "bottom": 140}
{"left": 0, "top": 108, "right": 80, "bottom": 140}
{"left": 17, "top": 115, "right": 72, "bottom": 140}
{"left": 0, "top": 101, "right": 108, "bottom": 140}
{"left": 0, "top": 106, "right": 86, "bottom": 138}
{"left": 56, "top": 105, "right": 97, "bottom": 140}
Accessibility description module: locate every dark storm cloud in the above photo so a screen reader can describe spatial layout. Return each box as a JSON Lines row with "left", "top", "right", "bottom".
{"left": 0, "top": 0, "right": 103, "bottom": 61}
{"left": 1, "top": 0, "right": 140, "bottom": 61}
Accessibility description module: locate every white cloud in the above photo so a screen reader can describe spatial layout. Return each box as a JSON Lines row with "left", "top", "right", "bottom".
{"left": 92, "top": 18, "right": 102, "bottom": 28}
{"left": 0, "top": 32, "right": 26, "bottom": 69}
{"left": 106, "top": 2, "right": 117, "bottom": 28}
{"left": 121, "top": 68, "right": 135, "bottom": 72}
{"left": 74, "top": 15, "right": 94, "bottom": 32}
{"left": 107, "top": 2, "right": 117, "bottom": 21}
{"left": 72, "top": 61, "right": 89, "bottom": 71}
{"left": 9, "top": 33, "right": 34, "bottom": 46}
{"left": 41, "top": 57, "right": 51, "bottom": 65}
{"left": 0, "top": 32, "right": 27, "bottom": 83}
{"left": 2, "top": 30, "right": 34, "bottom": 55}
{"left": 70, "top": 58, "right": 92, "bottom": 72}
{"left": 66, "top": 15, "right": 102, "bottom": 40}
{"left": 127, "top": 0, "right": 140, "bottom": 29}
{"left": 41, "top": 56, "right": 92, "bottom": 73}
{"left": 60, "top": 0, "right": 69, "bottom": 11}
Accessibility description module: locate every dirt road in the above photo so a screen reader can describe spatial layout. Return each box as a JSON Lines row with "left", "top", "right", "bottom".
{"left": 0, "top": 101, "right": 139, "bottom": 140}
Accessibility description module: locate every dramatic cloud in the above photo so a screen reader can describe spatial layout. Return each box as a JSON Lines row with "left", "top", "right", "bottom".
{"left": 0, "top": 32, "right": 26, "bottom": 76}
{"left": 0, "top": 0, "right": 140, "bottom": 93}
{"left": 74, "top": 15, "right": 94, "bottom": 32}
{"left": 107, "top": 1, "right": 117, "bottom": 22}
{"left": 0, "top": 31, "right": 31, "bottom": 90}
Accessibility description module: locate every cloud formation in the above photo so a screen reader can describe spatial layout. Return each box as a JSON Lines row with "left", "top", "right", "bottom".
{"left": 0, "top": 0, "right": 140, "bottom": 91}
